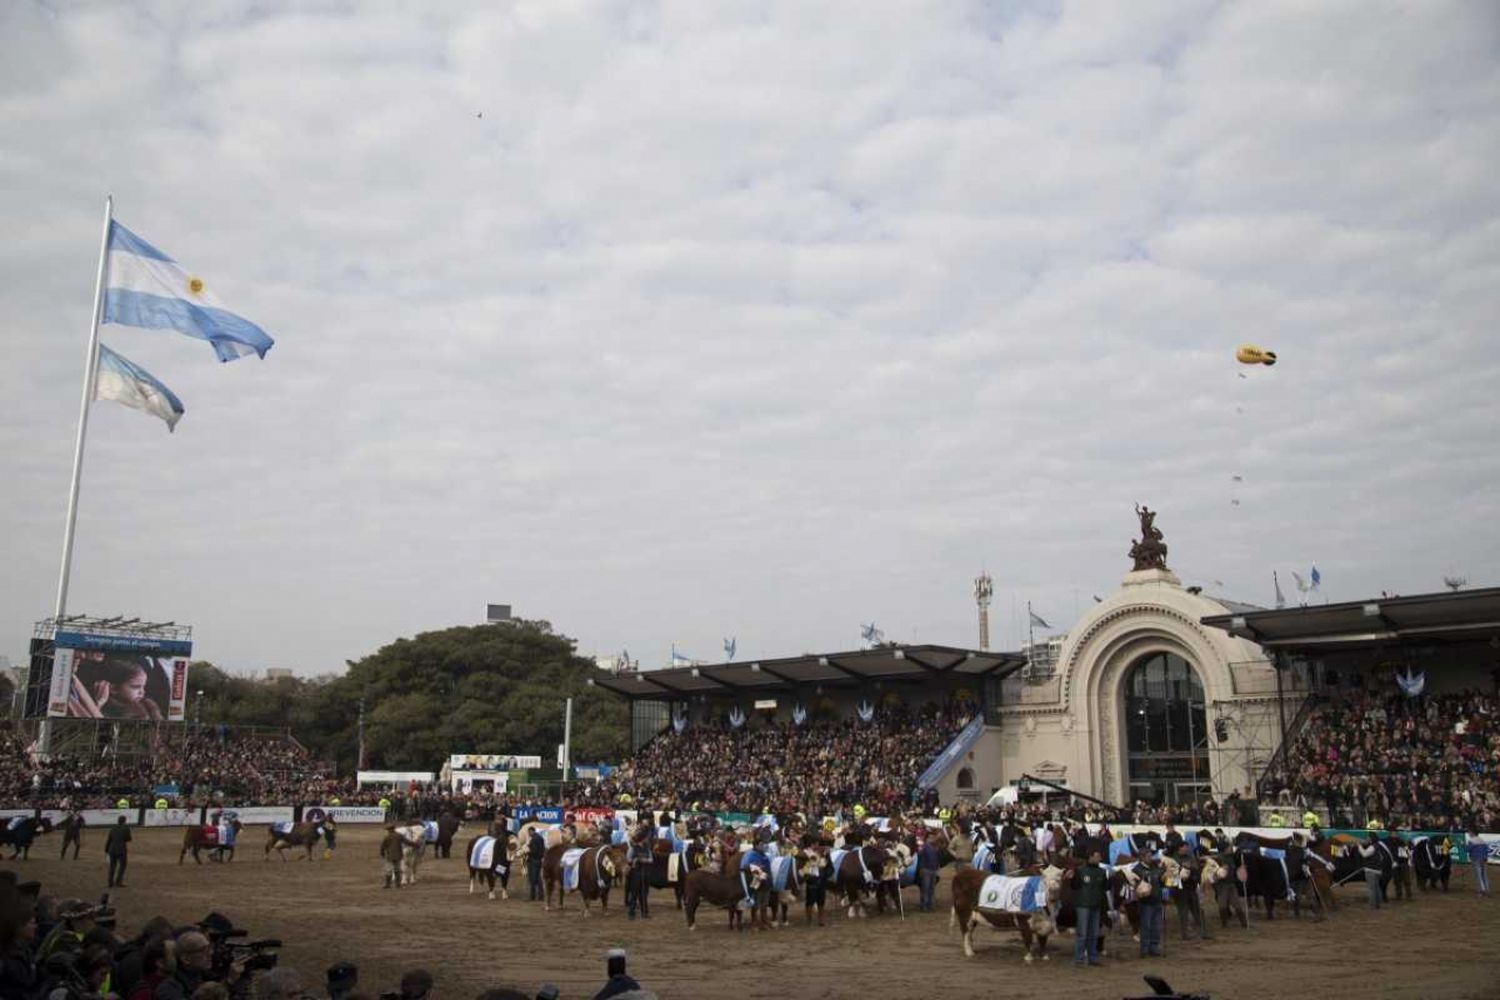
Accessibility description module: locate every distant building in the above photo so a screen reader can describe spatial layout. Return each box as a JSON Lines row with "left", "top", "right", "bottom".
{"left": 1021, "top": 634, "right": 1067, "bottom": 679}
{"left": 486, "top": 604, "right": 513, "bottom": 623}
{"left": 265, "top": 667, "right": 294, "bottom": 681}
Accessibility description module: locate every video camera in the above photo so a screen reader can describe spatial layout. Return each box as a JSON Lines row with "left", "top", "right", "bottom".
{"left": 211, "top": 935, "right": 282, "bottom": 976}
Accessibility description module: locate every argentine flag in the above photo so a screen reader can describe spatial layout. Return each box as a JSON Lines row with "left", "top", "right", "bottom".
{"left": 103, "top": 221, "right": 274, "bottom": 362}
{"left": 93, "top": 344, "right": 185, "bottom": 431}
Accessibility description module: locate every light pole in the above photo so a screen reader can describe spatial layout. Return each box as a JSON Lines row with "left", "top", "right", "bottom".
{"left": 194, "top": 690, "right": 204, "bottom": 728}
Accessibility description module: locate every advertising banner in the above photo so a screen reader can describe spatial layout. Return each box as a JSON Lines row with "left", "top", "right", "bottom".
{"left": 450, "top": 754, "right": 541, "bottom": 771}
{"left": 216, "top": 806, "right": 295, "bottom": 825}
{"left": 514, "top": 805, "right": 563, "bottom": 824}
{"left": 79, "top": 809, "right": 137, "bottom": 826}
{"left": 305, "top": 805, "right": 387, "bottom": 824}
{"left": 47, "top": 640, "right": 192, "bottom": 721}
{"left": 571, "top": 807, "right": 615, "bottom": 825}
{"left": 454, "top": 772, "right": 507, "bottom": 794}
{"left": 144, "top": 807, "right": 203, "bottom": 827}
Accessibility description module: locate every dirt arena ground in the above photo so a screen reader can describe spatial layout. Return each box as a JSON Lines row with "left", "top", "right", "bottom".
{"left": 7, "top": 826, "right": 1499, "bottom": 1000}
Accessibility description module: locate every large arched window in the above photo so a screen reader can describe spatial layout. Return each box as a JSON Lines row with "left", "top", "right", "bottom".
{"left": 1124, "top": 652, "right": 1210, "bottom": 806}
{"left": 956, "top": 767, "right": 974, "bottom": 790}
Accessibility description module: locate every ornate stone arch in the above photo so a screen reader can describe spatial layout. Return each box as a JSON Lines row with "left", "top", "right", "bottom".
{"left": 1060, "top": 599, "right": 1238, "bottom": 805}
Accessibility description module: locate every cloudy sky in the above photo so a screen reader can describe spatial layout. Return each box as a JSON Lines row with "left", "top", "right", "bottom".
{"left": 3, "top": 1, "right": 1498, "bottom": 676}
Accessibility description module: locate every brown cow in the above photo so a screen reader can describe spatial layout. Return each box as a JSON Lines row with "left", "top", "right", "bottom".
{"left": 949, "top": 866, "right": 1063, "bottom": 961}
{"left": 682, "top": 850, "right": 768, "bottom": 931}
{"left": 541, "top": 842, "right": 627, "bottom": 916}
{"left": 832, "top": 845, "right": 902, "bottom": 918}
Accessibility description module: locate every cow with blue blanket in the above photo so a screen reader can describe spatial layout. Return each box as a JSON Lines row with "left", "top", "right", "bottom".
{"left": 465, "top": 831, "right": 517, "bottom": 900}
{"left": 640, "top": 825, "right": 707, "bottom": 910}
{"left": 949, "top": 865, "right": 1064, "bottom": 961}
{"left": 541, "top": 841, "right": 628, "bottom": 917}
{"left": 832, "top": 844, "right": 903, "bottom": 919}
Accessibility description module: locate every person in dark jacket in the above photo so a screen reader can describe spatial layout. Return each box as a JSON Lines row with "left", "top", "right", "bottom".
{"left": 591, "top": 949, "right": 641, "bottom": 1000}
{"left": 1131, "top": 853, "right": 1167, "bottom": 958}
{"left": 1070, "top": 848, "right": 1107, "bottom": 966}
{"left": 60, "top": 811, "right": 85, "bottom": 861}
{"left": 527, "top": 828, "right": 546, "bottom": 902}
{"left": 625, "top": 828, "right": 653, "bottom": 920}
{"left": 916, "top": 838, "right": 941, "bottom": 913}
{"left": 1172, "top": 843, "right": 1211, "bottom": 940}
{"left": 156, "top": 932, "right": 211, "bottom": 1000}
{"left": 106, "top": 817, "right": 133, "bottom": 888}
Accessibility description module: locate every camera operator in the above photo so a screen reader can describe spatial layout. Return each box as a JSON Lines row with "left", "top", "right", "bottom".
{"left": 157, "top": 933, "right": 249, "bottom": 1000}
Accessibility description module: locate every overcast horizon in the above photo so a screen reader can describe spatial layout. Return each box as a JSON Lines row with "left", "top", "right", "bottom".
{"left": 3, "top": 2, "right": 1498, "bottom": 677}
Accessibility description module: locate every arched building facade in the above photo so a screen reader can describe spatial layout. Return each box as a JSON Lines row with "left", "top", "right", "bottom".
{"left": 987, "top": 568, "right": 1293, "bottom": 808}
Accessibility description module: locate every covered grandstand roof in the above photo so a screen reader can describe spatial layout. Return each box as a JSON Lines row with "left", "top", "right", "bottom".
{"left": 589, "top": 644, "right": 1026, "bottom": 700}
{"left": 1200, "top": 586, "right": 1500, "bottom": 652}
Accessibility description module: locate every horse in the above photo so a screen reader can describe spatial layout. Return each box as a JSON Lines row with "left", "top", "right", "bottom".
{"left": 949, "top": 865, "right": 1064, "bottom": 961}
{"left": 1413, "top": 836, "right": 1452, "bottom": 892}
{"left": 0, "top": 817, "right": 54, "bottom": 860}
{"left": 181, "top": 819, "right": 243, "bottom": 864}
{"left": 682, "top": 849, "right": 767, "bottom": 931}
{"left": 465, "top": 831, "right": 518, "bottom": 900}
{"left": 541, "top": 842, "right": 628, "bottom": 916}
{"left": 433, "top": 812, "right": 464, "bottom": 859}
{"left": 265, "top": 819, "right": 333, "bottom": 861}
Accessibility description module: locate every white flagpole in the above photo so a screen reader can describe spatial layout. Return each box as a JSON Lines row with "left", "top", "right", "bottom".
{"left": 41, "top": 195, "right": 113, "bottom": 755}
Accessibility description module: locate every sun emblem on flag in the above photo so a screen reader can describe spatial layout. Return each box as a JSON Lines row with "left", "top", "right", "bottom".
{"left": 187, "top": 276, "right": 205, "bottom": 296}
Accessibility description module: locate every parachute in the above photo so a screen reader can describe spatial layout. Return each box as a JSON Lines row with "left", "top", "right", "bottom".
{"left": 1236, "top": 344, "right": 1277, "bottom": 366}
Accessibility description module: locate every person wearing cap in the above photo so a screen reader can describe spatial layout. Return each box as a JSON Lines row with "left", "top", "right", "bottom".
{"left": 60, "top": 808, "right": 85, "bottom": 861}
{"left": 106, "top": 816, "right": 133, "bottom": 888}
{"left": 326, "top": 961, "right": 358, "bottom": 1000}
{"left": 37, "top": 899, "right": 96, "bottom": 961}
{"left": 399, "top": 968, "right": 433, "bottom": 1000}
{"left": 591, "top": 949, "right": 640, "bottom": 1000}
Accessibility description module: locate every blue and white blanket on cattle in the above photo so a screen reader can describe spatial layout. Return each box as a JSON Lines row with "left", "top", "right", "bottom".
{"left": 270, "top": 821, "right": 294, "bottom": 838}
{"left": 422, "top": 821, "right": 439, "bottom": 844}
{"left": 769, "top": 855, "right": 796, "bottom": 893}
{"left": 973, "top": 843, "right": 996, "bottom": 873}
{"left": 900, "top": 855, "right": 919, "bottom": 888}
{"left": 977, "top": 875, "right": 1048, "bottom": 915}
{"left": 216, "top": 823, "right": 237, "bottom": 847}
{"left": 829, "top": 848, "right": 876, "bottom": 884}
{"left": 468, "top": 835, "right": 510, "bottom": 874}
{"left": 560, "top": 847, "right": 587, "bottom": 891}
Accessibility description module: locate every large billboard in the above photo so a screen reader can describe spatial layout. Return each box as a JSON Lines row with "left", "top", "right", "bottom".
{"left": 44, "top": 629, "right": 193, "bottom": 721}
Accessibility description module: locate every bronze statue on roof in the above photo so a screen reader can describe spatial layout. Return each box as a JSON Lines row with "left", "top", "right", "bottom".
{"left": 1129, "top": 503, "right": 1169, "bottom": 571}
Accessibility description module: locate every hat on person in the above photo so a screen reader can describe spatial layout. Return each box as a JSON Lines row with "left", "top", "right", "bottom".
{"left": 58, "top": 899, "right": 97, "bottom": 921}
{"left": 400, "top": 969, "right": 434, "bottom": 999}
{"left": 606, "top": 949, "right": 627, "bottom": 977}
{"left": 326, "top": 962, "right": 358, "bottom": 992}
{"left": 198, "top": 912, "right": 243, "bottom": 937}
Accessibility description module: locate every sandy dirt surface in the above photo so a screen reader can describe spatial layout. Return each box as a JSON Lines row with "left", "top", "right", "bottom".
{"left": 6, "top": 826, "right": 1499, "bottom": 1000}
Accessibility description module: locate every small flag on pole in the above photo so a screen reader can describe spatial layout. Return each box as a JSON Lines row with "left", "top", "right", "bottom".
{"left": 723, "top": 637, "right": 737, "bottom": 660}
{"left": 1310, "top": 566, "right": 1322, "bottom": 590}
{"left": 103, "top": 221, "right": 275, "bottom": 362}
{"left": 93, "top": 343, "right": 185, "bottom": 431}
{"left": 1292, "top": 571, "right": 1309, "bottom": 594}
{"left": 1029, "top": 610, "right": 1053, "bottom": 630}
{"left": 1273, "top": 571, "right": 1286, "bottom": 609}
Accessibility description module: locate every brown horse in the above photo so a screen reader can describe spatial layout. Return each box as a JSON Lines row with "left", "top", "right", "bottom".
{"left": 180, "top": 819, "right": 243, "bottom": 864}
{"left": 683, "top": 850, "right": 768, "bottom": 931}
{"left": 541, "top": 843, "right": 627, "bottom": 916}
{"left": 264, "top": 819, "right": 333, "bottom": 861}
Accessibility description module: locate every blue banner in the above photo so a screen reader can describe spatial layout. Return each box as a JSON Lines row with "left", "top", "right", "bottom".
{"left": 514, "top": 806, "right": 563, "bottom": 823}
{"left": 54, "top": 630, "right": 193, "bottom": 657}
{"left": 917, "top": 714, "right": 985, "bottom": 790}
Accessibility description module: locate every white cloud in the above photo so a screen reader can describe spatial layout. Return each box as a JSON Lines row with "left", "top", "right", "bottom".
{"left": 1, "top": 0, "right": 1497, "bottom": 674}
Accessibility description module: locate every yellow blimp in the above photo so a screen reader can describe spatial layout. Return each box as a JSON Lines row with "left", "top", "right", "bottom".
{"left": 1236, "top": 344, "right": 1277, "bottom": 366}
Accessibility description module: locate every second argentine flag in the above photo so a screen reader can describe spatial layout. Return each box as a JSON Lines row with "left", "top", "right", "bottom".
{"left": 102, "top": 221, "right": 274, "bottom": 362}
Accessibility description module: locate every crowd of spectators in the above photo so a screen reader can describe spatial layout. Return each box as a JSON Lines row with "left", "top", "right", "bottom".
{"left": 0, "top": 727, "right": 341, "bottom": 809}
{"left": 0, "top": 872, "right": 652, "bottom": 1000}
{"left": 574, "top": 703, "right": 973, "bottom": 817}
{"left": 1260, "top": 677, "right": 1500, "bottom": 831}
